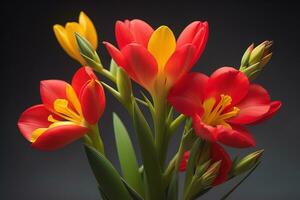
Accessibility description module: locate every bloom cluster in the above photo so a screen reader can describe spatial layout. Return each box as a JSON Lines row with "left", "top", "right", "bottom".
{"left": 18, "top": 12, "right": 281, "bottom": 200}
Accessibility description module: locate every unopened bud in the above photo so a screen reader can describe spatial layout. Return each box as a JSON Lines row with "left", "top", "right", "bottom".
{"left": 240, "top": 41, "right": 273, "bottom": 80}
{"left": 195, "top": 160, "right": 211, "bottom": 178}
{"left": 231, "top": 149, "right": 264, "bottom": 176}
{"left": 75, "top": 32, "right": 103, "bottom": 71}
{"left": 200, "top": 160, "right": 221, "bottom": 187}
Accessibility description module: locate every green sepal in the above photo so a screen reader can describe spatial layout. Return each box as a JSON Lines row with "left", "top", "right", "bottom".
{"left": 84, "top": 145, "right": 132, "bottom": 200}
{"left": 110, "top": 59, "right": 118, "bottom": 77}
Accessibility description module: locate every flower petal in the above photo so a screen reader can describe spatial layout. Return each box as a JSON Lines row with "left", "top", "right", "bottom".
{"left": 164, "top": 44, "right": 196, "bottom": 85}
{"left": 177, "top": 21, "right": 209, "bottom": 66}
{"left": 128, "top": 19, "right": 154, "bottom": 47}
{"left": 40, "top": 80, "right": 69, "bottom": 111}
{"left": 229, "top": 84, "right": 271, "bottom": 125}
{"left": 115, "top": 20, "right": 134, "bottom": 49}
{"left": 147, "top": 26, "right": 176, "bottom": 70}
{"left": 32, "top": 125, "right": 88, "bottom": 151}
{"left": 192, "top": 114, "right": 220, "bottom": 142}
{"left": 217, "top": 125, "right": 255, "bottom": 148}
{"left": 168, "top": 73, "right": 208, "bottom": 116}
{"left": 79, "top": 11, "right": 98, "bottom": 49}
{"left": 210, "top": 143, "right": 232, "bottom": 186}
{"left": 79, "top": 80, "right": 105, "bottom": 124}
{"left": 18, "top": 105, "right": 52, "bottom": 141}
{"left": 72, "top": 66, "right": 98, "bottom": 96}
{"left": 53, "top": 25, "right": 77, "bottom": 59}
{"left": 205, "top": 67, "right": 249, "bottom": 106}
{"left": 121, "top": 43, "right": 158, "bottom": 88}
{"left": 179, "top": 151, "right": 190, "bottom": 172}
{"left": 250, "top": 101, "right": 282, "bottom": 125}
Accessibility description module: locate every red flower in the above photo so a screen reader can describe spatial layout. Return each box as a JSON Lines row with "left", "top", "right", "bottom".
{"left": 104, "top": 19, "right": 208, "bottom": 94}
{"left": 18, "top": 67, "right": 105, "bottom": 151}
{"left": 179, "top": 143, "right": 232, "bottom": 186}
{"left": 168, "top": 67, "right": 281, "bottom": 148}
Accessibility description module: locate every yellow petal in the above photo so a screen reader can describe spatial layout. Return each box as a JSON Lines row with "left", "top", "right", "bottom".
{"left": 31, "top": 128, "right": 47, "bottom": 142}
{"left": 53, "top": 24, "right": 77, "bottom": 59}
{"left": 79, "top": 11, "right": 98, "bottom": 49}
{"left": 66, "top": 85, "right": 82, "bottom": 116}
{"left": 65, "top": 22, "right": 86, "bottom": 64}
{"left": 147, "top": 26, "right": 176, "bottom": 70}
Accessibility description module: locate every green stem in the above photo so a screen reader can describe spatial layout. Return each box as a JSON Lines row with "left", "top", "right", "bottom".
{"left": 95, "top": 67, "right": 116, "bottom": 83}
{"left": 88, "top": 124, "right": 105, "bottom": 154}
{"left": 153, "top": 95, "right": 168, "bottom": 167}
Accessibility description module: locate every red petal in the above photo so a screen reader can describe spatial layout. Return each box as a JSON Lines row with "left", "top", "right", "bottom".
{"left": 193, "top": 114, "right": 220, "bottom": 142}
{"left": 177, "top": 21, "right": 207, "bottom": 47}
{"left": 205, "top": 67, "right": 249, "bottom": 106}
{"left": 32, "top": 125, "right": 88, "bottom": 151}
{"left": 18, "top": 104, "right": 51, "bottom": 141}
{"left": 128, "top": 19, "right": 154, "bottom": 47}
{"left": 168, "top": 73, "right": 208, "bottom": 116}
{"left": 179, "top": 151, "right": 190, "bottom": 172}
{"left": 229, "top": 84, "right": 271, "bottom": 125}
{"left": 40, "top": 80, "right": 68, "bottom": 111}
{"left": 190, "top": 22, "right": 209, "bottom": 66}
{"left": 104, "top": 42, "right": 126, "bottom": 67}
{"left": 79, "top": 80, "right": 106, "bottom": 124}
{"left": 217, "top": 125, "right": 255, "bottom": 148}
{"left": 210, "top": 143, "right": 232, "bottom": 186}
{"left": 164, "top": 44, "right": 196, "bottom": 85}
{"left": 115, "top": 20, "right": 134, "bottom": 49}
{"left": 250, "top": 101, "right": 282, "bottom": 125}
{"left": 72, "top": 66, "right": 98, "bottom": 96}
{"left": 121, "top": 43, "right": 158, "bottom": 88}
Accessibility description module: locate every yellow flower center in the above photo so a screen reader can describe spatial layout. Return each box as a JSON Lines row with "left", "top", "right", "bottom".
{"left": 202, "top": 95, "right": 239, "bottom": 128}
{"left": 30, "top": 85, "right": 85, "bottom": 142}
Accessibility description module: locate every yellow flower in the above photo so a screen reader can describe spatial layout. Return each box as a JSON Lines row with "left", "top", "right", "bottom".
{"left": 53, "top": 11, "right": 98, "bottom": 65}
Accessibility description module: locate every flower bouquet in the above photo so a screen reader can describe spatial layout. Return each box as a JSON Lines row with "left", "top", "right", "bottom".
{"left": 17, "top": 12, "right": 281, "bottom": 200}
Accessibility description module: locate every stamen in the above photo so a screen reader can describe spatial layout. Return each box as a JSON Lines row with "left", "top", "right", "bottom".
{"left": 202, "top": 95, "right": 239, "bottom": 127}
{"left": 54, "top": 99, "right": 82, "bottom": 123}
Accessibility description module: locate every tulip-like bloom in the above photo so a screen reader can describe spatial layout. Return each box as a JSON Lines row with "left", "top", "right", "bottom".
{"left": 168, "top": 67, "right": 281, "bottom": 148}
{"left": 18, "top": 67, "right": 105, "bottom": 150}
{"left": 53, "top": 12, "right": 98, "bottom": 65}
{"left": 104, "top": 19, "right": 208, "bottom": 95}
{"left": 180, "top": 143, "right": 232, "bottom": 186}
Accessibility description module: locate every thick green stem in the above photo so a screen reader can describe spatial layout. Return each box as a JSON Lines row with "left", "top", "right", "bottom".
{"left": 88, "top": 124, "right": 105, "bottom": 154}
{"left": 95, "top": 67, "right": 116, "bottom": 83}
{"left": 153, "top": 95, "right": 168, "bottom": 167}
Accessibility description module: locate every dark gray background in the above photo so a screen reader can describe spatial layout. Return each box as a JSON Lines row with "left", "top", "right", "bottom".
{"left": 1, "top": 0, "right": 299, "bottom": 199}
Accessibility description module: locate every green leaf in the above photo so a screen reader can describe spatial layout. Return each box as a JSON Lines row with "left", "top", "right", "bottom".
{"left": 133, "top": 102, "right": 164, "bottom": 200}
{"left": 167, "top": 171, "right": 178, "bottom": 200}
{"left": 122, "top": 178, "right": 144, "bottom": 200}
{"left": 84, "top": 145, "right": 132, "bottom": 200}
{"left": 98, "top": 185, "right": 110, "bottom": 200}
{"left": 113, "top": 113, "right": 144, "bottom": 197}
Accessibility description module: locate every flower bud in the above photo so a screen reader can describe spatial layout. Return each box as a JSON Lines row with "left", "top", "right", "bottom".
{"left": 200, "top": 160, "right": 221, "bottom": 188}
{"left": 75, "top": 32, "right": 103, "bottom": 71}
{"left": 239, "top": 41, "right": 273, "bottom": 80}
{"left": 231, "top": 149, "right": 264, "bottom": 176}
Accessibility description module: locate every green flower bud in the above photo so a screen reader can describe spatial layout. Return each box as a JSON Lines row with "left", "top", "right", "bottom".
{"left": 239, "top": 41, "right": 273, "bottom": 80}
{"left": 75, "top": 32, "right": 103, "bottom": 71}
{"left": 231, "top": 149, "right": 264, "bottom": 176}
{"left": 200, "top": 160, "right": 221, "bottom": 188}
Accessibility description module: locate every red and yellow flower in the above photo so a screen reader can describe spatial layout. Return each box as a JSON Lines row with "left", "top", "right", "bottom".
{"left": 168, "top": 67, "right": 281, "bottom": 148}
{"left": 180, "top": 143, "right": 232, "bottom": 186}
{"left": 18, "top": 67, "right": 105, "bottom": 150}
{"left": 104, "top": 19, "right": 208, "bottom": 95}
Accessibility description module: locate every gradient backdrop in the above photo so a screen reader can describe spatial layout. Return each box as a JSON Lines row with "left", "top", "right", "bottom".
{"left": 2, "top": 1, "right": 299, "bottom": 199}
